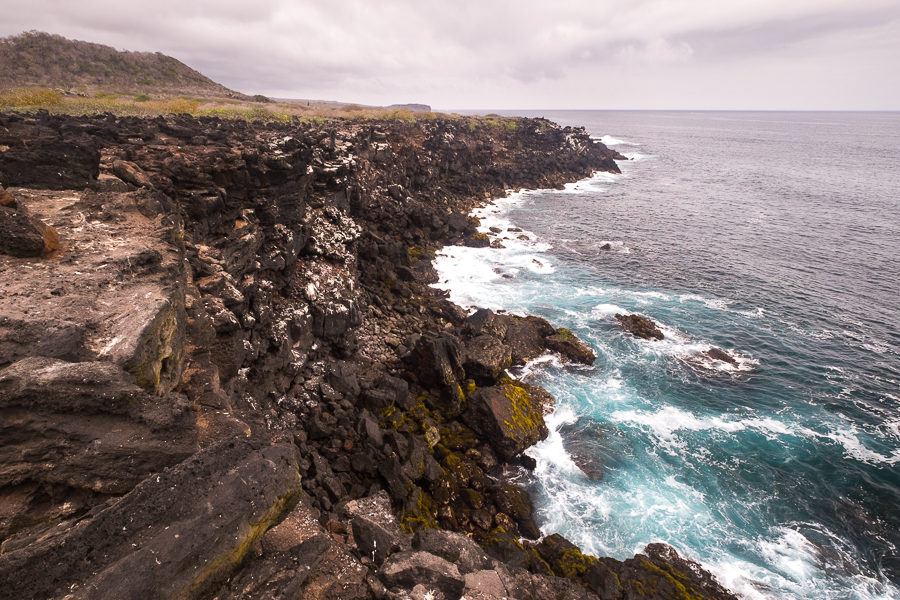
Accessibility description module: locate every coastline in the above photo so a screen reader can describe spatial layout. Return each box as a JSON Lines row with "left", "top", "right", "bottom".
{"left": 0, "top": 110, "right": 735, "bottom": 599}
{"left": 429, "top": 170, "right": 753, "bottom": 595}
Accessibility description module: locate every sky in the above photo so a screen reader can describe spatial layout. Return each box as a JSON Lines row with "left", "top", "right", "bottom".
{"left": 1, "top": 0, "right": 899, "bottom": 110}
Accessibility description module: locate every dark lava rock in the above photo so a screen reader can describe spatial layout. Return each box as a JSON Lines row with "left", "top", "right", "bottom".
{"left": 504, "top": 315, "right": 555, "bottom": 363}
{"left": 615, "top": 313, "right": 665, "bottom": 340}
{"left": 616, "top": 542, "right": 739, "bottom": 600}
{"left": 464, "top": 232, "right": 490, "bottom": 248}
{"left": 0, "top": 435, "right": 302, "bottom": 600}
{"left": 379, "top": 551, "right": 466, "bottom": 598}
{"left": 494, "top": 482, "right": 541, "bottom": 539}
{"left": 545, "top": 327, "right": 596, "bottom": 365}
{"left": 0, "top": 206, "right": 59, "bottom": 257}
{"left": 599, "top": 243, "right": 612, "bottom": 251}
{"left": 463, "top": 334, "right": 513, "bottom": 383}
{"left": 462, "top": 379, "right": 549, "bottom": 461}
{"left": 412, "top": 529, "right": 493, "bottom": 574}
{"left": 408, "top": 334, "right": 464, "bottom": 389}
{"left": 344, "top": 491, "right": 411, "bottom": 566}
{"left": 705, "top": 347, "right": 738, "bottom": 365}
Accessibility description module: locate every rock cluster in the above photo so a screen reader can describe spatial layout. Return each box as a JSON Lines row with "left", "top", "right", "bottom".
{"left": 0, "top": 110, "right": 735, "bottom": 600}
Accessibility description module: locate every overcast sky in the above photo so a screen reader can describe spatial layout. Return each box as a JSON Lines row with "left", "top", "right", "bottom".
{"left": 2, "top": 0, "right": 899, "bottom": 110}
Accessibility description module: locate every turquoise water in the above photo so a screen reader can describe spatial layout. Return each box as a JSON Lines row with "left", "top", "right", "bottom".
{"left": 434, "top": 112, "right": 900, "bottom": 599}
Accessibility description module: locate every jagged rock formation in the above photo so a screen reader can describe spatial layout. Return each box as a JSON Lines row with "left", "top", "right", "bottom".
{"left": 0, "top": 110, "right": 735, "bottom": 600}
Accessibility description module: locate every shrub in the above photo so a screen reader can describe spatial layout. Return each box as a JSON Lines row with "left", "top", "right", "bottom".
{"left": 134, "top": 93, "right": 150, "bottom": 102}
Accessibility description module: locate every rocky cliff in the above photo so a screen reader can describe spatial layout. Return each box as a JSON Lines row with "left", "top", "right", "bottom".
{"left": 0, "top": 110, "right": 736, "bottom": 600}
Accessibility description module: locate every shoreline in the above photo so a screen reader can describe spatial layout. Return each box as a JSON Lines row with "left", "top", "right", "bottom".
{"left": 0, "top": 110, "right": 737, "bottom": 600}
{"left": 428, "top": 170, "right": 752, "bottom": 596}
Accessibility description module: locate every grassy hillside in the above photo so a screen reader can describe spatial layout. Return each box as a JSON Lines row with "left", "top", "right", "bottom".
{"left": 0, "top": 31, "right": 240, "bottom": 97}
{"left": 0, "top": 31, "right": 448, "bottom": 123}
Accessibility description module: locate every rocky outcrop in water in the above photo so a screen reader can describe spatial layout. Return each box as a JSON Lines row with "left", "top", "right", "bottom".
{"left": 0, "top": 110, "right": 735, "bottom": 600}
{"left": 615, "top": 313, "right": 665, "bottom": 340}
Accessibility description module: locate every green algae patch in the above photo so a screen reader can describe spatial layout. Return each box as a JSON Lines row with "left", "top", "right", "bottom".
{"left": 401, "top": 484, "right": 438, "bottom": 533}
{"left": 634, "top": 559, "right": 706, "bottom": 600}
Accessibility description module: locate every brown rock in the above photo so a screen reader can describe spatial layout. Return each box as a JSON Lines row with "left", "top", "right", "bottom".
{"left": 0, "top": 187, "right": 16, "bottom": 208}
{"left": 545, "top": 328, "right": 596, "bottom": 365}
{"left": 0, "top": 207, "right": 59, "bottom": 257}
{"left": 615, "top": 313, "right": 664, "bottom": 340}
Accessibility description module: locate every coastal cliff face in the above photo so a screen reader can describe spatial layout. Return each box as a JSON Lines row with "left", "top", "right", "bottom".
{"left": 0, "top": 111, "right": 735, "bottom": 600}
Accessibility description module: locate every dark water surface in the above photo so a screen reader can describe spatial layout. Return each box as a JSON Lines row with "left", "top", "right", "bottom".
{"left": 435, "top": 111, "right": 900, "bottom": 599}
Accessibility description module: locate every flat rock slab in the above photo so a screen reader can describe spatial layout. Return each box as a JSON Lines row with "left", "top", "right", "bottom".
{"left": 0, "top": 435, "right": 302, "bottom": 600}
{"left": 380, "top": 550, "right": 466, "bottom": 599}
{"left": 0, "top": 187, "right": 185, "bottom": 394}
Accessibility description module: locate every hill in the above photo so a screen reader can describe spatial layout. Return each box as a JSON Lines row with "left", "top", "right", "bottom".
{"left": 0, "top": 31, "right": 241, "bottom": 97}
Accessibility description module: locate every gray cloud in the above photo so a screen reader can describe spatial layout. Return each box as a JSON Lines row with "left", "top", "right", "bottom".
{"left": 1, "top": 0, "right": 898, "bottom": 109}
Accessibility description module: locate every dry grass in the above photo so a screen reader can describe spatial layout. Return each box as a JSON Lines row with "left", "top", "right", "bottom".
{"left": 0, "top": 87, "right": 63, "bottom": 108}
{"left": 0, "top": 87, "right": 509, "bottom": 129}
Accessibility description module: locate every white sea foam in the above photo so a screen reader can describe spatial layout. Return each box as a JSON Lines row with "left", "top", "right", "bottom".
{"left": 609, "top": 406, "right": 819, "bottom": 454}
{"left": 597, "top": 240, "right": 631, "bottom": 254}
{"left": 591, "top": 303, "right": 626, "bottom": 317}
{"left": 824, "top": 425, "right": 900, "bottom": 466}
{"left": 678, "top": 293, "right": 730, "bottom": 311}
{"left": 632, "top": 321, "right": 758, "bottom": 374}
{"left": 599, "top": 135, "right": 640, "bottom": 146}
{"left": 622, "top": 151, "right": 652, "bottom": 161}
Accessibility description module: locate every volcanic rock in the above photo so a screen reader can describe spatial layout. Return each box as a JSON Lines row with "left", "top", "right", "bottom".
{"left": 615, "top": 313, "right": 665, "bottom": 340}
{"left": 463, "top": 379, "right": 549, "bottom": 461}
{"left": 379, "top": 551, "right": 466, "bottom": 598}
{"left": 0, "top": 206, "right": 59, "bottom": 257}
{"left": 545, "top": 327, "right": 596, "bottom": 365}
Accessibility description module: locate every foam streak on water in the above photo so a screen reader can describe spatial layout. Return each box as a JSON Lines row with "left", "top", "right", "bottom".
{"left": 435, "top": 111, "right": 900, "bottom": 600}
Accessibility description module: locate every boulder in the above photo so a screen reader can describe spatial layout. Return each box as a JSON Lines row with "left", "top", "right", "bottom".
{"left": 0, "top": 207, "right": 59, "bottom": 257}
{"left": 464, "top": 308, "right": 509, "bottom": 338}
{"left": 407, "top": 334, "right": 466, "bottom": 414}
{"left": 705, "top": 347, "right": 738, "bottom": 365}
{"left": 504, "top": 315, "right": 555, "bottom": 363}
{"left": 464, "top": 570, "right": 507, "bottom": 597}
{"left": 493, "top": 482, "right": 541, "bottom": 539}
{"left": 412, "top": 529, "right": 493, "bottom": 574}
{"left": 463, "top": 334, "right": 513, "bottom": 383}
{"left": 343, "top": 491, "right": 411, "bottom": 566}
{"left": 615, "top": 313, "right": 664, "bottom": 340}
{"left": 0, "top": 187, "right": 16, "bottom": 208}
{"left": 464, "top": 232, "right": 490, "bottom": 247}
{"left": 463, "top": 379, "right": 549, "bottom": 461}
{"left": 545, "top": 328, "right": 596, "bottom": 365}
{"left": 379, "top": 551, "right": 466, "bottom": 599}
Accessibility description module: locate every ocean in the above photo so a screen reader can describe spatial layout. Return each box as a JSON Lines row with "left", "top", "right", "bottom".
{"left": 434, "top": 111, "right": 900, "bottom": 600}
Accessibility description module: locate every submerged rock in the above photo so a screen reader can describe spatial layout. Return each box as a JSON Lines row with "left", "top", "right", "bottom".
{"left": 615, "top": 313, "right": 665, "bottom": 340}
{"left": 705, "top": 347, "right": 738, "bottom": 365}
